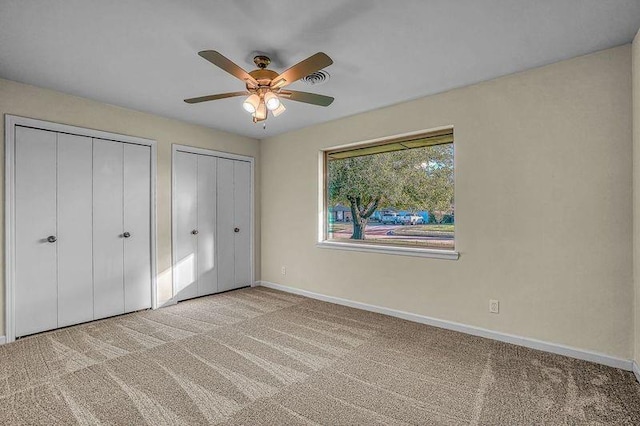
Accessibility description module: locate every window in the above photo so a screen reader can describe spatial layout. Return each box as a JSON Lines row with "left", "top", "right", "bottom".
{"left": 322, "top": 129, "right": 455, "bottom": 255}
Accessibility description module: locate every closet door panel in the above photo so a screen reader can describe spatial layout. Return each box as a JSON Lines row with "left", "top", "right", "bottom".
{"left": 233, "top": 160, "right": 251, "bottom": 287}
{"left": 175, "top": 152, "right": 198, "bottom": 301}
{"left": 57, "top": 133, "right": 93, "bottom": 327}
{"left": 14, "top": 127, "right": 58, "bottom": 337}
{"left": 93, "top": 139, "right": 125, "bottom": 318}
{"left": 123, "top": 144, "right": 152, "bottom": 312}
{"left": 197, "top": 155, "right": 217, "bottom": 296}
{"left": 216, "top": 158, "right": 235, "bottom": 292}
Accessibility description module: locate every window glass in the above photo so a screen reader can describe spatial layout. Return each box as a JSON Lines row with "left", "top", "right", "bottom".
{"left": 325, "top": 131, "right": 454, "bottom": 250}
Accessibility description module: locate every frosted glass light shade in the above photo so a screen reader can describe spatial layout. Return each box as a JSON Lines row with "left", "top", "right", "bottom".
{"left": 264, "top": 91, "right": 280, "bottom": 111}
{"left": 253, "top": 101, "right": 267, "bottom": 120}
{"left": 242, "top": 94, "right": 260, "bottom": 113}
{"left": 272, "top": 103, "right": 286, "bottom": 117}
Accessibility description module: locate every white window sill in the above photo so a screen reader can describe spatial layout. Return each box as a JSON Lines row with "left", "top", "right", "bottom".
{"left": 316, "top": 241, "right": 459, "bottom": 260}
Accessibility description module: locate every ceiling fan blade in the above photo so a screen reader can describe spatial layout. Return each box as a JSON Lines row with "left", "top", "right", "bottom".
{"left": 271, "top": 52, "right": 333, "bottom": 89}
{"left": 198, "top": 50, "right": 259, "bottom": 87}
{"left": 279, "top": 90, "right": 334, "bottom": 107}
{"left": 184, "top": 91, "right": 249, "bottom": 104}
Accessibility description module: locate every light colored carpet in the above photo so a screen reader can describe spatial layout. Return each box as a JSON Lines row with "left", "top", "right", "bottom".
{"left": 0, "top": 286, "right": 638, "bottom": 425}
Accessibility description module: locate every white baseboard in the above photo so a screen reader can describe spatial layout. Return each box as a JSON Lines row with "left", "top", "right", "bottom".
{"left": 0, "top": 335, "right": 5, "bottom": 345}
{"left": 633, "top": 361, "right": 640, "bottom": 383}
{"left": 257, "top": 281, "right": 633, "bottom": 371}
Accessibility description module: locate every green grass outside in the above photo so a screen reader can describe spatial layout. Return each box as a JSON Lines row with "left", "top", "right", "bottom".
{"left": 329, "top": 223, "right": 454, "bottom": 235}
{"left": 328, "top": 223, "right": 352, "bottom": 232}
{"left": 393, "top": 224, "right": 454, "bottom": 237}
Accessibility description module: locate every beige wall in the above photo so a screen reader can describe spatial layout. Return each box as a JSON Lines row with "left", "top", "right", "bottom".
{"left": 261, "top": 45, "right": 633, "bottom": 359}
{"left": 633, "top": 30, "right": 640, "bottom": 367}
{"left": 0, "top": 78, "right": 261, "bottom": 335}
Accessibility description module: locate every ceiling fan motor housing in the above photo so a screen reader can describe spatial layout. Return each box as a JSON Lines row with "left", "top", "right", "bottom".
{"left": 247, "top": 68, "right": 279, "bottom": 90}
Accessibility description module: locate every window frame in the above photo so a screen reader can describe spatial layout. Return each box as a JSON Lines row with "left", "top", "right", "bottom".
{"left": 317, "top": 126, "right": 459, "bottom": 260}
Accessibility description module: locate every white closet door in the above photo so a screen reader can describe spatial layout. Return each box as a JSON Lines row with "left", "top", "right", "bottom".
{"left": 233, "top": 160, "right": 251, "bottom": 287}
{"left": 197, "top": 155, "right": 217, "bottom": 296}
{"left": 14, "top": 127, "right": 58, "bottom": 337}
{"left": 57, "top": 133, "right": 93, "bottom": 327}
{"left": 175, "top": 151, "right": 198, "bottom": 301}
{"left": 216, "top": 158, "right": 235, "bottom": 292}
{"left": 93, "top": 139, "right": 125, "bottom": 318}
{"left": 123, "top": 144, "right": 152, "bottom": 312}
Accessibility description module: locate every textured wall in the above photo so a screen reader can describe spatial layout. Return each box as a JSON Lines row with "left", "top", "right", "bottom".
{"left": 261, "top": 46, "right": 633, "bottom": 359}
{"left": 0, "top": 78, "right": 261, "bottom": 335}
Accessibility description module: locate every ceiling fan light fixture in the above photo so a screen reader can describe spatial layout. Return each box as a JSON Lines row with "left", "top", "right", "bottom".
{"left": 242, "top": 94, "right": 260, "bottom": 113}
{"left": 264, "top": 91, "right": 280, "bottom": 111}
{"left": 185, "top": 50, "right": 334, "bottom": 124}
{"left": 272, "top": 102, "right": 286, "bottom": 117}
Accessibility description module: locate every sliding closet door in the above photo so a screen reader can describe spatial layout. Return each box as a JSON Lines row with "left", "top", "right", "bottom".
{"left": 57, "top": 134, "right": 93, "bottom": 327}
{"left": 216, "top": 158, "right": 235, "bottom": 292}
{"left": 14, "top": 127, "right": 58, "bottom": 337}
{"left": 197, "top": 155, "right": 217, "bottom": 296}
{"left": 93, "top": 139, "right": 125, "bottom": 318}
{"left": 175, "top": 151, "right": 198, "bottom": 301}
{"left": 175, "top": 152, "right": 251, "bottom": 298}
{"left": 123, "top": 144, "right": 152, "bottom": 312}
{"left": 233, "top": 160, "right": 251, "bottom": 287}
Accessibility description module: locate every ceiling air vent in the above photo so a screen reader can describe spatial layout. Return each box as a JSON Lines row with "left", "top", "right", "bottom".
{"left": 302, "top": 70, "right": 330, "bottom": 86}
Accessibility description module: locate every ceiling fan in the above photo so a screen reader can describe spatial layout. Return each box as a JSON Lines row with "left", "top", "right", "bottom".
{"left": 184, "top": 50, "right": 334, "bottom": 123}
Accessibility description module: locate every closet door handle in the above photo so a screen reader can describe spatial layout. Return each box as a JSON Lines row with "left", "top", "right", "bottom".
{"left": 234, "top": 227, "right": 240, "bottom": 233}
{"left": 191, "top": 229, "right": 199, "bottom": 235}
{"left": 123, "top": 232, "right": 131, "bottom": 238}
{"left": 47, "top": 235, "right": 57, "bottom": 243}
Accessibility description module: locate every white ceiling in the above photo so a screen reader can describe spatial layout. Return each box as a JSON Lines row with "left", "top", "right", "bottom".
{"left": 1, "top": 1, "right": 639, "bottom": 139}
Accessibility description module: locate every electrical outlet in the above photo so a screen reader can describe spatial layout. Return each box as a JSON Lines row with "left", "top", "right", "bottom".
{"left": 489, "top": 299, "right": 499, "bottom": 314}
{"left": 281, "top": 266, "right": 286, "bottom": 275}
